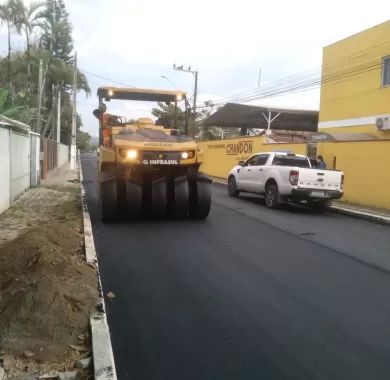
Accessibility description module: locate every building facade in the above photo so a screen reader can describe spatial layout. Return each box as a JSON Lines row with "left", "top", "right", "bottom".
{"left": 318, "top": 20, "right": 390, "bottom": 138}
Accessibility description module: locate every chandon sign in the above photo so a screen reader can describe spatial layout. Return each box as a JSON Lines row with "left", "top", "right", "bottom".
{"left": 226, "top": 141, "right": 253, "bottom": 155}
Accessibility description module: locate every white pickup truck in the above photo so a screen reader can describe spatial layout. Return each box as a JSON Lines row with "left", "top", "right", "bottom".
{"left": 227, "top": 152, "right": 344, "bottom": 210}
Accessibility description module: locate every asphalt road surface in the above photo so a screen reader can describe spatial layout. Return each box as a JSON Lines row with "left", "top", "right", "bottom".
{"left": 82, "top": 153, "right": 390, "bottom": 380}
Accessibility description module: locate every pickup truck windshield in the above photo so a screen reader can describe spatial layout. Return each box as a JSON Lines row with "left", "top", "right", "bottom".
{"left": 272, "top": 155, "right": 311, "bottom": 168}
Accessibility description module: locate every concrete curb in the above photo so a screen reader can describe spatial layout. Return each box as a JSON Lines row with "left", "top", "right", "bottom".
{"left": 212, "top": 177, "right": 390, "bottom": 226}
{"left": 79, "top": 160, "right": 118, "bottom": 380}
{"left": 328, "top": 205, "right": 390, "bottom": 226}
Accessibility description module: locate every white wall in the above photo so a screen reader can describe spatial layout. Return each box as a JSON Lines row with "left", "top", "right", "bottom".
{"left": 58, "top": 143, "right": 69, "bottom": 167}
{"left": 0, "top": 126, "right": 11, "bottom": 213}
{"left": 10, "top": 131, "right": 30, "bottom": 202}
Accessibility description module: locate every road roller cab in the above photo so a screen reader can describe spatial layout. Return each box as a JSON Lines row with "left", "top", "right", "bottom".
{"left": 95, "top": 86, "right": 211, "bottom": 221}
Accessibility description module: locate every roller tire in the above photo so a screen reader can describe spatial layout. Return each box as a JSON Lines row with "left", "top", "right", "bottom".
{"left": 172, "top": 177, "right": 189, "bottom": 219}
{"left": 100, "top": 181, "right": 117, "bottom": 222}
{"left": 126, "top": 182, "right": 142, "bottom": 219}
{"left": 189, "top": 178, "right": 211, "bottom": 220}
{"left": 151, "top": 179, "right": 167, "bottom": 217}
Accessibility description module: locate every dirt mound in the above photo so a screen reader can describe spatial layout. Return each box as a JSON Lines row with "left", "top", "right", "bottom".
{"left": 0, "top": 221, "right": 98, "bottom": 362}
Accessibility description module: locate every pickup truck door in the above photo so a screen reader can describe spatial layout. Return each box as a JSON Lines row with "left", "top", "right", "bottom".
{"left": 236, "top": 155, "right": 259, "bottom": 190}
{"left": 247, "top": 154, "right": 269, "bottom": 192}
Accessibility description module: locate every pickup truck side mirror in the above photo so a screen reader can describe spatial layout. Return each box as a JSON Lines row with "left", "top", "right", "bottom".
{"left": 238, "top": 161, "right": 244, "bottom": 166}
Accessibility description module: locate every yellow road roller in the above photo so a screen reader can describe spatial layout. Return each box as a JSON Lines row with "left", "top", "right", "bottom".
{"left": 94, "top": 86, "right": 211, "bottom": 221}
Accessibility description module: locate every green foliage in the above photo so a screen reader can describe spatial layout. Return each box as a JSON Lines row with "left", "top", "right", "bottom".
{"left": 0, "top": 0, "right": 90, "bottom": 141}
{"left": 0, "top": 87, "right": 37, "bottom": 123}
{"left": 0, "top": 0, "right": 24, "bottom": 83}
{"left": 195, "top": 100, "right": 222, "bottom": 141}
{"left": 41, "top": 0, "right": 73, "bottom": 62}
{"left": 77, "top": 130, "right": 91, "bottom": 152}
{"left": 151, "top": 102, "right": 187, "bottom": 131}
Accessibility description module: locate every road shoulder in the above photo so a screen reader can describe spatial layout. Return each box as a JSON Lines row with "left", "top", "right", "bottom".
{"left": 80, "top": 159, "right": 118, "bottom": 380}
{"left": 0, "top": 164, "right": 97, "bottom": 379}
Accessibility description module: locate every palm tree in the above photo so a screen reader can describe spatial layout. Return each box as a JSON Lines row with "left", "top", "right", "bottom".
{"left": 40, "top": 0, "right": 73, "bottom": 63}
{"left": 12, "top": 0, "right": 46, "bottom": 78}
{"left": 0, "top": 0, "right": 20, "bottom": 85}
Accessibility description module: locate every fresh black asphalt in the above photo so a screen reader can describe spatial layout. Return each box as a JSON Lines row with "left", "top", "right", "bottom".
{"left": 81, "top": 153, "right": 390, "bottom": 380}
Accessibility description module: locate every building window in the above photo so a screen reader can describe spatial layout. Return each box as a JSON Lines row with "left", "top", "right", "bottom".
{"left": 383, "top": 56, "right": 390, "bottom": 87}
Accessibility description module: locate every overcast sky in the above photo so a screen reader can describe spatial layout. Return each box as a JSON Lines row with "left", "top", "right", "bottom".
{"left": 1, "top": 0, "right": 389, "bottom": 136}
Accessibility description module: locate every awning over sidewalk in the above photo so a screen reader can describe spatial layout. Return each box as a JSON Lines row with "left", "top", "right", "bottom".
{"left": 204, "top": 103, "right": 318, "bottom": 132}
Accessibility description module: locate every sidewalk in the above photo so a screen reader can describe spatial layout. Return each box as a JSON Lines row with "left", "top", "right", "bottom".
{"left": 212, "top": 177, "right": 390, "bottom": 225}
{"left": 0, "top": 164, "right": 98, "bottom": 380}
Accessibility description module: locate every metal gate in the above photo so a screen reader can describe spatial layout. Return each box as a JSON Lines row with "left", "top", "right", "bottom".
{"left": 30, "top": 132, "right": 40, "bottom": 187}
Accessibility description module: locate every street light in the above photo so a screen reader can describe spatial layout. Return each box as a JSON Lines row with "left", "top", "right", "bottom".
{"left": 161, "top": 75, "right": 180, "bottom": 90}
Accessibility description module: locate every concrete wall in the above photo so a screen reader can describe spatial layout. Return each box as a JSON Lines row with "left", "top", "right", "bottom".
{"left": 317, "top": 140, "right": 390, "bottom": 209}
{"left": 198, "top": 136, "right": 307, "bottom": 179}
{"left": 198, "top": 136, "right": 390, "bottom": 210}
{"left": 0, "top": 126, "right": 11, "bottom": 213}
{"left": 10, "top": 130, "right": 31, "bottom": 202}
{"left": 319, "top": 20, "right": 390, "bottom": 138}
{"left": 0, "top": 123, "right": 40, "bottom": 214}
{"left": 58, "top": 143, "right": 69, "bottom": 167}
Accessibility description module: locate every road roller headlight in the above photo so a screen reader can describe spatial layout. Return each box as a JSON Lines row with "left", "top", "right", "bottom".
{"left": 180, "top": 151, "right": 194, "bottom": 160}
{"left": 127, "top": 149, "right": 138, "bottom": 159}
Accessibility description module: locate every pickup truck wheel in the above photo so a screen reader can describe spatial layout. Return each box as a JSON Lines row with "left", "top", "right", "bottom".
{"left": 228, "top": 176, "right": 239, "bottom": 197}
{"left": 265, "top": 184, "right": 279, "bottom": 209}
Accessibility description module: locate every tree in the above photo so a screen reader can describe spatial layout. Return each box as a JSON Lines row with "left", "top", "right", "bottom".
{"left": 0, "top": 0, "right": 90, "bottom": 142}
{"left": 40, "top": 0, "right": 73, "bottom": 62}
{"left": 0, "top": 87, "right": 37, "bottom": 123}
{"left": 77, "top": 130, "right": 91, "bottom": 152}
{"left": 0, "top": 0, "right": 23, "bottom": 86}
{"left": 0, "top": 47, "right": 90, "bottom": 135}
{"left": 196, "top": 100, "right": 222, "bottom": 140}
{"left": 151, "top": 102, "right": 187, "bottom": 132}
{"left": 14, "top": 0, "right": 46, "bottom": 78}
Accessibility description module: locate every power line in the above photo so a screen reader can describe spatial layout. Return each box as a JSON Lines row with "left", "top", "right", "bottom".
{"left": 202, "top": 40, "right": 390, "bottom": 107}
{"left": 198, "top": 58, "right": 385, "bottom": 109}
{"left": 238, "top": 60, "right": 383, "bottom": 102}
{"left": 212, "top": 60, "right": 379, "bottom": 105}
{"left": 79, "top": 68, "right": 136, "bottom": 88}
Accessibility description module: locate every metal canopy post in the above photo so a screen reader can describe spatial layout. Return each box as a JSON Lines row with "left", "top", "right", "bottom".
{"left": 262, "top": 111, "right": 281, "bottom": 143}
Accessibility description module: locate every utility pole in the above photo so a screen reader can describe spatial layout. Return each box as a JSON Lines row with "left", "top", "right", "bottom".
{"left": 193, "top": 71, "right": 198, "bottom": 126}
{"left": 51, "top": 83, "right": 56, "bottom": 137}
{"left": 57, "top": 86, "right": 61, "bottom": 143}
{"left": 173, "top": 64, "right": 198, "bottom": 132}
{"left": 36, "top": 59, "right": 43, "bottom": 133}
{"left": 257, "top": 68, "right": 262, "bottom": 88}
{"left": 70, "top": 52, "right": 77, "bottom": 170}
{"left": 57, "top": 86, "right": 61, "bottom": 167}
